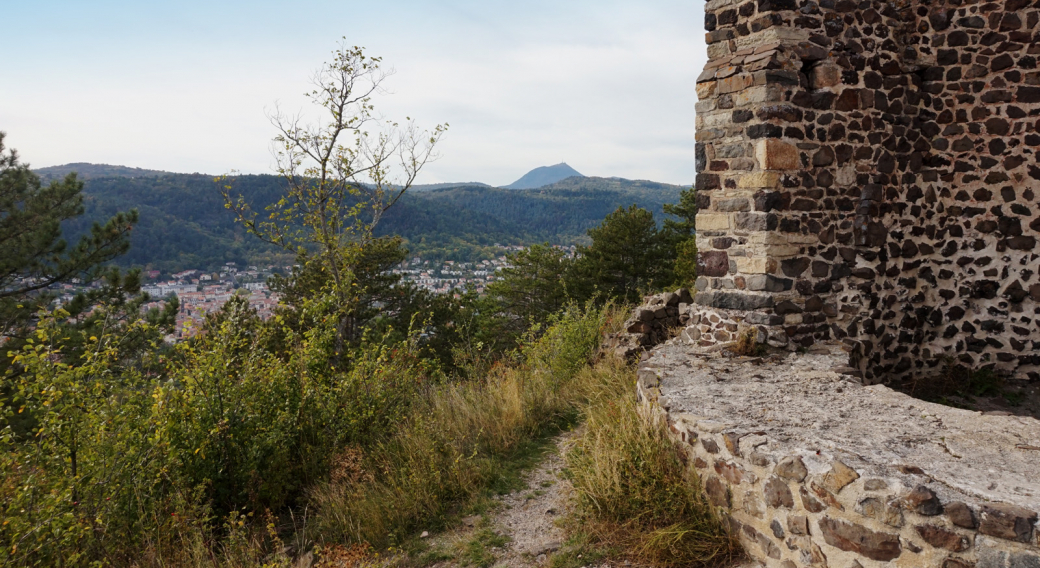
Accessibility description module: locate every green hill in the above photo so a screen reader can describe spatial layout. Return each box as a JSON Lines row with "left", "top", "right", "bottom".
{"left": 35, "top": 162, "right": 178, "bottom": 181}
{"left": 48, "top": 168, "right": 686, "bottom": 272}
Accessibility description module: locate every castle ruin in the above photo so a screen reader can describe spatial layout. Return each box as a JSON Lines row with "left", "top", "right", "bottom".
{"left": 690, "top": 0, "right": 1040, "bottom": 384}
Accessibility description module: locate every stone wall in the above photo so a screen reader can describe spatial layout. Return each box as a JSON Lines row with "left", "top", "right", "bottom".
{"left": 693, "top": 0, "right": 1040, "bottom": 384}
{"left": 636, "top": 339, "right": 1040, "bottom": 568}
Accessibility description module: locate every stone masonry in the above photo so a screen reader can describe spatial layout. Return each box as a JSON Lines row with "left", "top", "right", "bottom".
{"left": 637, "top": 340, "right": 1040, "bottom": 568}
{"left": 692, "top": 0, "right": 1040, "bottom": 384}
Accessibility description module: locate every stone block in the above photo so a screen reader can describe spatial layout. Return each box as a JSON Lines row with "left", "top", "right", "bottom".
{"left": 705, "top": 476, "right": 730, "bottom": 507}
{"left": 696, "top": 213, "right": 731, "bottom": 231}
{"left": 810, "top": 62, "right": 842, "bottom": 89}
{"left": 746, "top": 274, "right": 791, "bottom": 292}
{"left": 774, "top": 456, "right": 808, "bottom": 481}
{"left": 915, "top": 524, "right": 970, "bottom": 552}
{"left": 764, "top": 476, "right": 794, "bottom": 508}
{"left": 979, "top": 503, "right": 1038, "bottom": 542}
{"left": 698, "top": 250, "right": 730, "bottom": 277}
{"left": 737, "top": 171, "right": 781, "bottom": 189}
{"left": 756, "top": 138, "right": 800, "bottom": 170}
{"left": 735, "top": 257, "right": 770, "bottom": 274}
{"left": 945, "top": 502, "right": 977, "bottom": 529}
{"left": 905, "top": 485, "right": 943, "bottom": 516}
{"left": 817, "top": 517, "right": 902, "bottom": 562}
{"left": 820, "top": 460, "right": 859, "bottom": 493}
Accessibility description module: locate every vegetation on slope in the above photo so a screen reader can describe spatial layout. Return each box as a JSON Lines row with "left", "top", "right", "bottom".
{"left": 57, "top": 174, "right": 685, "bottom": 271}
{"left": 1, "top": 41, "right": 718, "bottom": 568}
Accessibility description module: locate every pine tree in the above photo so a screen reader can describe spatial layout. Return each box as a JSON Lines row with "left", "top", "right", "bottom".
{"left": 572, "top": 205, "right": 673, "bottom": 304}
{"left": 0, "top": 132, "right": 139, "bottom": 338}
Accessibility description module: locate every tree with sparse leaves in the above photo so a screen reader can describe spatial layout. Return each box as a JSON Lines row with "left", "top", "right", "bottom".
{"left": 222, "top": 43, "right": 446, "bottom": 351}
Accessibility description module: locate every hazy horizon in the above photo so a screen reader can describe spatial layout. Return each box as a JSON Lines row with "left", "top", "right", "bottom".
{"left": 4, "top": 1, "right": 707, "bottom": 186}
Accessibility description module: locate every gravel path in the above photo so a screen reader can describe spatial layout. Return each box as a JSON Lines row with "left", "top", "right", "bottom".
{"left": 408, "top": 430, "right": 754, "bottom": 568}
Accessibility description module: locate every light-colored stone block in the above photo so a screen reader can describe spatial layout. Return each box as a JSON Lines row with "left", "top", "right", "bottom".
{"left": 733, "top": 27, "right": 810, "bottom": 50}
{"left": 733, "top": 85, "right": 783, "bottom": 106}
{"left": 756, "top": 139, "right": 800, "bottom": 170}
{"left": 696, "top": 81, "right": 717, "bottom": 101}
{"left": 735, "top": 257, "right": 770, "bottom": 274}
{"left": 696, "top": 213, "right": 731, "bottom": 231}
{"left": 707, "top": 42, "right": 733, "bottom": 60}
{"left": 737, "top": 172, "right": 780, "bottom": 189}
{"left": 719, "top": 74, "right": 753, "bottom": 94}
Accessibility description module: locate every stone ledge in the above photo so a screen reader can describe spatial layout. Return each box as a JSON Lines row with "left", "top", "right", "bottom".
{"left": 638, "top": 341, "right": 1040, "bottom": 568}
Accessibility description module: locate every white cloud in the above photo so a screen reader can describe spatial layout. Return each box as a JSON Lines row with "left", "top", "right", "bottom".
{"left": 3, "top": 0, "right": 706, "bottom": 185}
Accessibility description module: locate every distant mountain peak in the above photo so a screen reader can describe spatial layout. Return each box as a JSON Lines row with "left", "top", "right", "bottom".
{"left": 503, "top": 163, "right": 583, "bottom": 190}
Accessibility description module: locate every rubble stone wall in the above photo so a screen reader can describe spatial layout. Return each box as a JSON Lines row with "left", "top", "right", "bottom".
{"left": 635, "top": 339, "right": 1040, "bottom": 568}
{"left": 694, "top": 0, "right": 1040, "bottom": 383}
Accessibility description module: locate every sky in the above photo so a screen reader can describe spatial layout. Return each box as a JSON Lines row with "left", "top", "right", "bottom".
{"left": 3, "top": 1, "right": 707, "bottom": 186}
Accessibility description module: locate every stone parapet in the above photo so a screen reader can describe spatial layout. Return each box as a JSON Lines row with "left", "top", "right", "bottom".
{"left": 637, "top": 340, "right": 1040, "bottom": 568}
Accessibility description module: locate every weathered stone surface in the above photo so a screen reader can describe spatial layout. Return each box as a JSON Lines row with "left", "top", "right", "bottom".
{"left": 945, "top": 501, "right": 977, "bottom": 529}
{"left": 979, "top": 503, "right": 1038, "bottom": 543}
{"left": 820, "top": 460, "right": 859, "bottom": 494}
{"left": 787, "top": 515, "right": 809, "bottom": 536}
{"left": 764, "top": 476, "right": 794, "bottom": 508}
{"left": 638, "top": 342, "right": 1040, "bottom": 568}
{"left": 915, "top": 524, "right": 970, "bottom": 552}
{"left": 775, "top": 456, "right": 808, "bottom": 481}
{"left": 714, "top": 459, "right": 747, "bottom": 484}
{"left": 856, "top": 497, "right": 903, "bottom": 527}
{"left": 818, "top": 517, "right": 902, "bottom": 561}
{"left": 756, "top": 138, "right": 800, "bottom": 170}
{"left": 705, "top": 476, "right": 730, "bottom": 508}
{"left": 698, "top": 251, "right": 730, "bottom": 277}
{"left": 905, "top": 485, "right": 944, "bottom": 516}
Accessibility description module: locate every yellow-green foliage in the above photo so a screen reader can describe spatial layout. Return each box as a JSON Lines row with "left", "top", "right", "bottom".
{"left": 565, "top": 365, "right": 741, "bottom": 567}
{"left": 307, "top": 303, "right": 617, "bottom": 549}
{"left": 0, "top": 302, "right": 622, "bottom": 566}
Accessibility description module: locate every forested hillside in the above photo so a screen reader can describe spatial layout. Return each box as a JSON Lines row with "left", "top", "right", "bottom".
{"left": 60, "top": 172, "right": 686, "bottom": 271}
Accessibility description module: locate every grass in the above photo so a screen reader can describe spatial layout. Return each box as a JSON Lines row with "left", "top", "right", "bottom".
{"left": 731, "top": 326, "right": 765, "bottom": 357}
{"left": 562, "top": 360, "right": 742, "bottom": 568}
{"left": 547, "top": 531, "right": 611, "bottom": 568}
{"left": 459, "top": 527, "right": 510, "bottom": 568}
{"left": 305, "top": 304, "right": 626, "bottom": 553}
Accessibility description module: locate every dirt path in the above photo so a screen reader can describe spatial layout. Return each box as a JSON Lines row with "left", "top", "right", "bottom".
{"left": 402, "top": 431, "right": 757, "bottom": 568}
{"left": 488, "top": 432, "right": 574, "bottom": 567}
{"left": 405, "top": 431, "right": 581, "bottom": 568}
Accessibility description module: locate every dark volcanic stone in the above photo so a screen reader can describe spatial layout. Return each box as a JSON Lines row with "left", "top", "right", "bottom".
{"left": 905, "top": 486, "right": 943, "bottom": 516}
{"left": 914, "top": 524, "right": 970, "bottom": 551}
{"left": 945, "top": 502, "right": 977, "bottom": 529}
{"left": 979, "top": 503, "right": 1037, "bottom": 542}
{"left": 818, "top": 517, "right": 902, "bottom": 561}
{"left": 697, "top": 292, "right": 775, "bottom": 311}
{"left": 774, "top": 300, "right": 803, "bottom": 315}
{"left": 698, "top": 251, "right": 729, "bottom": 277}
{"left": 781, "top": 257, "right": 811, "bottom": 277}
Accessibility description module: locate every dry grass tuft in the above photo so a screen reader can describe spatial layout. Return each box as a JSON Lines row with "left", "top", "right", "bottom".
{"left": 731, "top": 326, "right": 764, "bottom": 357}
{"left": 564, "top": 363, "right": 742, "bottom": 568}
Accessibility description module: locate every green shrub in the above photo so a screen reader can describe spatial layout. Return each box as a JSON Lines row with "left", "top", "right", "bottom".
{"left": 307, "top": 303, "right": 617, "bottom": 549}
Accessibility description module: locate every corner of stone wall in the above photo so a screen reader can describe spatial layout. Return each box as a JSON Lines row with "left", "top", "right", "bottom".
{"left": 695, "top": 0, "right": 1040, "bottom": 384}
